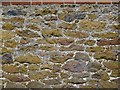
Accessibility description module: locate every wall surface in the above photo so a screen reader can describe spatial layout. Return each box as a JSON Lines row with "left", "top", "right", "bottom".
{"left": 0, "top": 3, "right": 120, "bottom": 89}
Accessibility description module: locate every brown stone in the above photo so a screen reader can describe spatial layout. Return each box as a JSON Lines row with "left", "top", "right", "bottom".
{"left": 64, "top": 31, "right": 89, "bottom": 38}
{"left": 40, "top": 45, "right": 58, "bottom": 51}
{"left": 42, "top": 79, "right": 61, "bottom": 85}
{"left": 88, "top": 14, "right": 97, "bottom": 19}
{"left": 98, "top": 80, "right": 118, "bottom": 88}
{"left": 35, "top": 8, "right": 57, "bottom": 16}
{"left": 15, "top": 53, "right": 41, "bottom": 64}
{"left": 50, "top": 53, "right": 73, "bottom": 63}
{"left": 2, "top": 64, "right": 19, "bottom": 73}
{"left": 16, "top": 30, "right": 40, "bottom": 38}
{"left": 2, "top": 31, "right": 15, "bottom": 40}
{"left": 42, "top": 29, "right": 62, "bottom": 37}
{"left": 58, "top": 22, "right": 77, "bottom": 30}
{"left": 97, "top": 38, "right": 120, "bottom": 46}
{"left": 26, "top": 24, "right": 39, "bottom": 30}
{"left": 41, "top": 63, "right": 53, "bottom": 70}
{"left": 2, "top": 23, "right": 15, "bottom": 30}
{"left": 44, "top": 15, "right": 57, "bottom": 21}
{"left": 110, "top": 70, "right": 120, "bottom": 77}
{"left": 94, "top": 51, "right": 116, "bottom": 60}
{"left": 57, "top": 38, "right": 74, "bottom": 45}
{"left": 64, "top": 78, "right": 86, "bottom": 84}
{"left": 4, "top": 74, "right": 30, "bottom": 82}
{"left": 20, "top": 37, "right": 31, "bottom": 44}
{"left": 28, "top": 64, "right": 39, "bottom": 70}
{"left": 60, "top": 72, "right": 70, "bottom": 79}
{"left": 6, "top": 82, "right": 26, "bottom": 88}
{"left": 4, "top": 40, "right": 18, "bottom": 48}
{"left": 103, "top": 61, "right": 119, "bottom": 69}
{"left": 86, "top": 46, "right": 105, "bottom": 52}
{"left": 62, "top": 60, "right": 87, "bottom": 72}
{"left": 84, "top": 40, "right": 96, "bottom": 46}
{"left": 79, "top": 20, "right": 106, "bottom": 31}
{"left": 92, "top": 32, "right": 119, "bottom": 39}
{"left": 27, "top": 81, "right": 50, "bottom": 88}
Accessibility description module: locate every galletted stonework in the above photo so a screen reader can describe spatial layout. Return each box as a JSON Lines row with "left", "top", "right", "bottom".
{"left": 1, "top": 4, "right": 119, "bottom": 89}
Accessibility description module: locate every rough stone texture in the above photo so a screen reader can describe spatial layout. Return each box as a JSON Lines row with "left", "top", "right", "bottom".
{"left": 75, "top": 52, "right": 90, "bottom": 61}
{"left": 15, "top": 53, "right": 41, "bottom": 64}
{"left": 1, "top": 4, "right": 119, "bottom": 89}
{"left": 62, "top": 60, "right": 87, "bottom": 72}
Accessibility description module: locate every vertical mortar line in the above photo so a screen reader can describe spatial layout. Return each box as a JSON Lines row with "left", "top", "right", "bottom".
{"left": 74, "top": 0, "right": 77, "bottom": 11}
{"left": 96, "top": 0, "right": 98, "bottom": 4}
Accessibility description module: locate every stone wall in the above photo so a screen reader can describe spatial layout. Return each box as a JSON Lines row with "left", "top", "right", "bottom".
{"left": 1, "top": 4, "right": 120, "bottom": 89}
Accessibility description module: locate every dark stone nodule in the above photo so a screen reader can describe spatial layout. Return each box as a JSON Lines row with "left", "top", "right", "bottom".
{"left": 2, "top": 53, "right": 13, "bottom": 64}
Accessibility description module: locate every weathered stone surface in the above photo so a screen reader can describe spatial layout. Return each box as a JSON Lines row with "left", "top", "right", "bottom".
{"left": 94, "top": 51, "right": 116, "bottom": 60}
{"left": 60, "top": 72, "right": 70, "bottom": 79}
{"left": 97, "top": 38, "right": 120, "bottom": 46}
{"left": 16, "top": 30, "right": 40, "bottom": 38}
{"left": 42, "top": 79, "right": 61, "bottom": 85}
{"left": 92, "top": 71, "right": 110, "bottom": 81}
{"left": 92, "top": 32, "right": 119, "bottom": 39}
{"left": 35, "top": 8, "right": 57, "bottom": 16}
{"left": 10, "top": 17, "right": 25, "bottom": 27}
{"left": 50, "top": 53, "right": 73, "bottom": 63}
{"left": 42, "top": 29, "right": 62, "bottom": 37}
{"left": 4, "top": 40, "right": 18, "bottom": 48}
{"left": 64, "top": 31, "right": 89, "bottom": 38}
{"left": 18, "top": 65, "right": 27, "bottom": 74}
{"left": 2, "top": 64, "right": 19, "bottom": 73}
{"left": 6, "top": 82, "right": 26, "bottom": 88}
{"left": 75, "top": 52, "right": 90, "bottom": 61}
{"left": 44, "top": 15, "right": 57, "bottom": 21}
{"left": 26, "top": 24, "right": 39, "bottom": 30}
{"left": 110, "top": 70, "right": 120, "bottom": 77}
{"left": 15, "top": 53, "right": 41, "bottom": 64}
{"left": 4, "top": 74, "right": 30, "bottom": 82}
{"left": 2, "top": 31, "right": 15, "bottom": 40}
{"left": 103, "top": 61, "right": 119, "bottom": 69}
{"left": 76, "top": 39, "right": 85, "bottom": 44}
{"left": 58, "top": 22, "right": 77, "bottom": 30}
{"left": 28, "top": 71, "right": 42, "bottom": 80}
{"left": 64, "top": 12, "right": 86, "bottom": 22}
{"left": 62, "top": 60, "right": 87, "bottom": 72}
{"left": 41, "top": 63, "right": 52, "bottom": 70}
{"left": 60, "top": 44, "right": 84, "bottom": 51}
{"left": 98, "top": 80, "right": 118, "bottom": 88}
{"left": 79, "top": 5, "right": 92, "bottom": 12}
{"left": 72, "top": 72, "right": 90, "bottom": 78}
{"left": 27, "top": 81, "right": 50, "bottom": 88}
{"left": 57, "top": 38, "right": 74, "bottom": 45}
{"left": 64, "top": 78, "right": 86, "bottom": 84}
{"left": 20, "top": 37, "right": 31, "bottom": 44}
{"left": 84, "top": 40, "right": 96, "bottom": 46}
{"left": 40, "top": 45, "right": 58, "bottom": 51}
{"left": 2, "top": 23, "right": 15, "bottom": 30}
{"left": 18, "top": 44, "right": 38, "bottom": 52}
{"left": 28, "top": 64, "right": 39, "bottom": 70}
{"left": 87, "top": 61, "right": 102, "bottom": 70}
{"left": 2, "top": 53, "right": 13, "bottom": 64}
{"left": 79, "top": 20, "right": 106, "bottom": 31}
{"left": 1, "top": 47, "right": 13, "bottom": 54}
{"left": 87, "top": 14, "right": 97, "bottom": 19}
{"left": 86, "top": 46, "right": 105, "bottom": 52}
